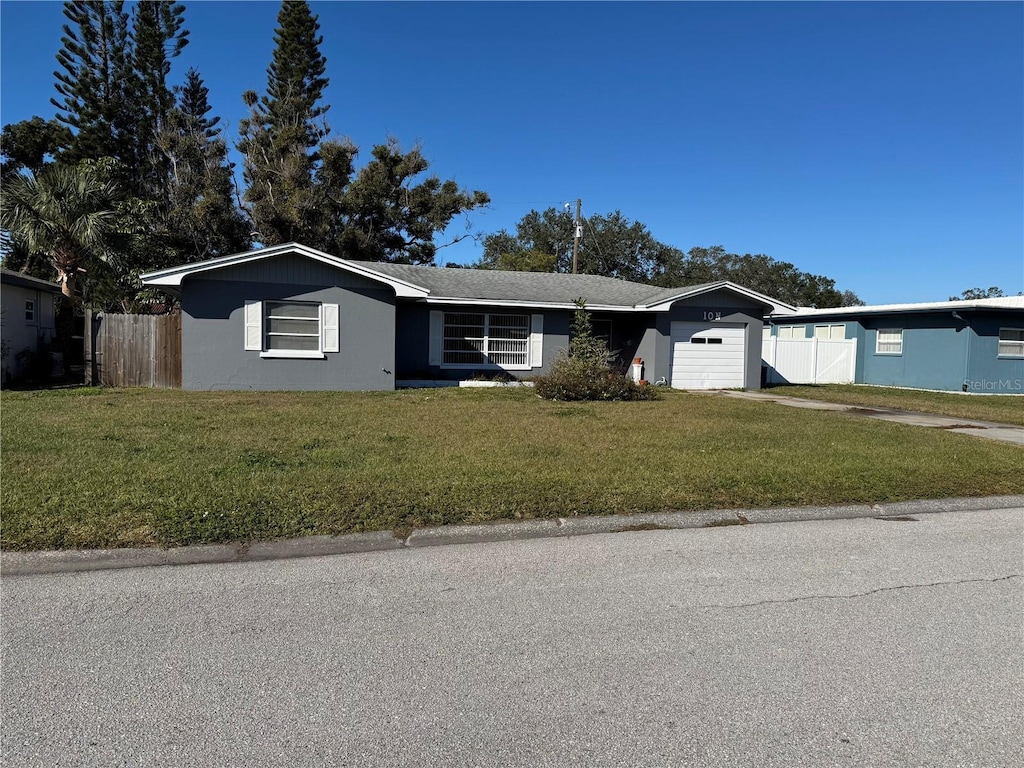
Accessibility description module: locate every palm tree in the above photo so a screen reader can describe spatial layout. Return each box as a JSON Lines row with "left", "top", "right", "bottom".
{"left": 0, "top": 163, "right": 121, "bottom": 301}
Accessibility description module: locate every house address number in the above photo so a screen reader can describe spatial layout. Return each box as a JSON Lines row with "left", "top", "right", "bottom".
{"left": 703, "top": 310, "right": 723, "bottom": 320}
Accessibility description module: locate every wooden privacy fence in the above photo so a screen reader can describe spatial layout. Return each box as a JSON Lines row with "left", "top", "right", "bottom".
{"left": 85, "top": 310, "right": 182, "bottom": 388}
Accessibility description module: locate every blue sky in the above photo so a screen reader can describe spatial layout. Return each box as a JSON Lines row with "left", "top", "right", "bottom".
{"left": 2, "top": 1, "right": 1022, "bottom": 304}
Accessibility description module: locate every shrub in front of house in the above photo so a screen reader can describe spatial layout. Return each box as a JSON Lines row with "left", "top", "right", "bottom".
{"left": 533, "top": 300, "right": 658, "bottom": 402}
{"left": 533, "top": 357, "right": 656, "bottom": 401}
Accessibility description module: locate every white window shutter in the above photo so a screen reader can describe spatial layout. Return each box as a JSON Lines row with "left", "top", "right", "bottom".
{"left": 530, "top": 314, "right": 544, "bottom": 367}
{"left": 244, "top": 300, "right": 262, "bottom": 351}
{"left": 322, "top": 303, "right": 340, "bottom": 353}
{"left": 428, "top": 311, "right": 444, "bottom": 366}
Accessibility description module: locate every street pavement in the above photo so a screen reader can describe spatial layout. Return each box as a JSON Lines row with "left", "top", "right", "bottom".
{"left": 2, "top": 507, "right": 1022, "bottom": 767}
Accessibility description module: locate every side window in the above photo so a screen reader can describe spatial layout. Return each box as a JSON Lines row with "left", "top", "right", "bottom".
{"left": 998, "top": 328, "right": 1024, "bottom": 358}
{"left": 265, "top": 301, "right": 321, "bottom": 352}
{"left": 25, "top": 300, "right": 35, "bottom": 323}
{"left": 876, "top": 329, "right": 903, "bottom": 355}
{"left": 244, "top": 300, "right": 339, "bottom": 357}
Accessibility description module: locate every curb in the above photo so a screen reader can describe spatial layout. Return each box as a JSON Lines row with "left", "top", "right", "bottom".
{"left": 2, "top": 495, "right": 1022, "bottom": 577}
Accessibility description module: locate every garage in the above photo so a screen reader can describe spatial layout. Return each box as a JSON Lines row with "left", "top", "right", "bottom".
{"left": 670, "top": 322, "right": 746, "bottom": 389}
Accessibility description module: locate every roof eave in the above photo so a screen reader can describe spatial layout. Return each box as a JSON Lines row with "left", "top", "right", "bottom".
{"left": 0, "top": 269, "right": 62, "bottom": 293}
{"left": 640, "top": 281, "right": 797, "bottom": 314}
{"left": 769, "top": 301, "right": 1024, "bottom": 320}
{"left": 420, "top": 296, "right": 639, "bottom": 312}
{"left": 140, "top": 243, "right": 430, "bottom": 298}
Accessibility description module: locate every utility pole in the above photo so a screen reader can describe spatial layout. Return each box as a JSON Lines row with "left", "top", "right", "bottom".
{"left": 571, "top": 198, "right": 582, "bottom": 274}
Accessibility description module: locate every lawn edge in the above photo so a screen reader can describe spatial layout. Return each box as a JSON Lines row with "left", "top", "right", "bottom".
{"left": 3, "top": 495, "right": 1022, "bottom": 577}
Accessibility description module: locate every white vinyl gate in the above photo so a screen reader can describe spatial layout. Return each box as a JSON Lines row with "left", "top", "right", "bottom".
{"left": 762, "top": 337, "right": 858, "bottom": 385}
{"left": 671, "top": 322, "right": 746, "bottom": 389}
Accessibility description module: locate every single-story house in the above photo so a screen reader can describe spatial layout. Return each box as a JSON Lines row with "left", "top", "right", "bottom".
{"left": 1, "top": 268, "right": 61, "bottom": 384}
{"left": 767, "top": 296, "right": 1024, "bottom": 393}
{"left": 140, "top": 243, "right": 794, "bottom": 392}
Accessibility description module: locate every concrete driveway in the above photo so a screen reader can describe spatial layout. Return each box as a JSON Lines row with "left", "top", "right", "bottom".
{"left": 720, "top": 390, "right": 1024, "bottom": 445}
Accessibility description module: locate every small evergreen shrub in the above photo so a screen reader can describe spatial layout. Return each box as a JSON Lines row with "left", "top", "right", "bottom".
{"left": 533, "top": 300, "right": 658, "bottom": 402}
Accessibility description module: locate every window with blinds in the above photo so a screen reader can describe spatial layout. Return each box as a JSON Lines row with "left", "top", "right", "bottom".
{"left": 875, "top": 329, "right": 903, "bottom": 355}
{"left": 443, "top": 312, "right": 530, "bottom": 367}
{"left": 998, "top": 328, "right": 1024, "bottom": 358}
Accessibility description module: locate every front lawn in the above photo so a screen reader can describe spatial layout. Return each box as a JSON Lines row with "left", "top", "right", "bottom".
{"left": 2, "top": 387, "right": 1021, "bottom": 551}
{"left": 770, "top": 384, "right": 1024, "bottom": 426}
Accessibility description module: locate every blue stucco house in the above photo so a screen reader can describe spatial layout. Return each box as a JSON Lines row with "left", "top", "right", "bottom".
{"left": 141, "top": 243, "right": 794, "bottom": 392}
{"left": 767, "top": 296, "right": 1024, "bottom": 393}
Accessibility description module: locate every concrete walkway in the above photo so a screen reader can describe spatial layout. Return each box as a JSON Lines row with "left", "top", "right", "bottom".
{"left": 718, "top": 390, "right": 1024, "bottom": 446}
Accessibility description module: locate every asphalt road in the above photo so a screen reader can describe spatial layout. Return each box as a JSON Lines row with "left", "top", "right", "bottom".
{"left": 3, "top": 508, "right": 1022, "bottom": 767}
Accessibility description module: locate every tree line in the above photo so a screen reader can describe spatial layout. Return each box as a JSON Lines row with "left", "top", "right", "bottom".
{"left": 473, "top": 207, "right": 862, "bottom": 308}
{"left": 1, "top": 0, "right": 862, "bottom": 312}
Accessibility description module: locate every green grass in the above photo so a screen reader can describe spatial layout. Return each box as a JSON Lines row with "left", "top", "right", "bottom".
{"left": 770, "top": 384, "right": 1024, "bottom": 426}
{"left": 2, "top": 387, "right": 1021, "bottom": 551}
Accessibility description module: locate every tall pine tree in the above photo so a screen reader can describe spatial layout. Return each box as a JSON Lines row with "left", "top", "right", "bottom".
{"left": 238, "top": 0, "right": 345, "bottom": 246}
{"left": 239, "top": 0, "right": 488, "bottom": 262}
{"left": 158, "top": 68, "right": 250, "bottom": 262}
{"left": 51, "top": 1, "right": 134, "bottom": 170}
{"left": 130, "top": 0, "right": 189, "bottom": 203}
{"left": 43, "top": 0, "right": 230, "bottom": 303}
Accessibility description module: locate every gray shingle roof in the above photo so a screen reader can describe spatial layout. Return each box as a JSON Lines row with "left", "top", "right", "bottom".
{"left": 140, "top": 243, "right": 789, "bottom": 311}
{"left": 347, "top": 260, "right": 713, "bottom": 307}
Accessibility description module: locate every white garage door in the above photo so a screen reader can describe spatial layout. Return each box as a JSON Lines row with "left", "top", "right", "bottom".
{"left": 670, "top": 322, "right": 746, "bottom": 389}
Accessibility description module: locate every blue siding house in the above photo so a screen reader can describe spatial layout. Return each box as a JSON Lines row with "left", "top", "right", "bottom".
{"left": 768, "top": 297, "right": 1024, "bottom": 393}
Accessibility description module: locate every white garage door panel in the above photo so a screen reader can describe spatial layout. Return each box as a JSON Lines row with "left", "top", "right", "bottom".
{"left": 671, "top": 322, "right": 746, "bottom": 389}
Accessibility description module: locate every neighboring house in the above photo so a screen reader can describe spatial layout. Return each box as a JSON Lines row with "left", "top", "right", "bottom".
{"left": 140, "top": 243, "right": 794, "bottom": 392}
{"left": 767, "top": 296, "right": 1024, "bottom": 393}
{"left": 0, "top": 269, "right": 60, "bottom": 384}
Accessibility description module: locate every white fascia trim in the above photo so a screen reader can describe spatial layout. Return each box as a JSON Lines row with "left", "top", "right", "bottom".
{"left": 140, "top": 243, "right": 430, "bottom": 298}
{"left": 770, "top": 304, "right": 1024, "bottom": 321}
{"left": 422, "top": 296, "right": 638, "bottom": 312}
{"left": 640, "top": 282, "right": 797, "bottom": 314}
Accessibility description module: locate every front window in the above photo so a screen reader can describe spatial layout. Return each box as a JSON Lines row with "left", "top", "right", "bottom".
{"left": 998, "top": 328, "right": 1024, "bottom": 358}
{"left": 265, "top": 301, "right": 321, "bottom": 352}
{"left": 876, "top": 329, "right": 903, "bottom": 355}
{"left": 25, "top": 300, "right": 35, "bottom": 323}
{"left": 443, "top": 312, "right": 529, "bottom": 367}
